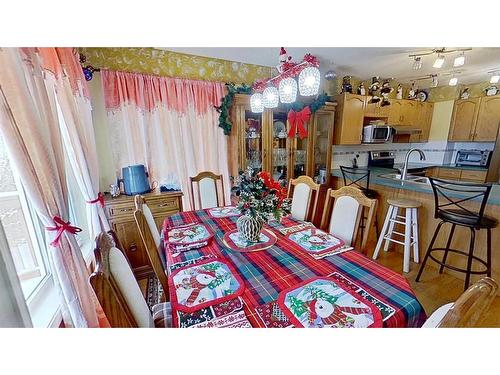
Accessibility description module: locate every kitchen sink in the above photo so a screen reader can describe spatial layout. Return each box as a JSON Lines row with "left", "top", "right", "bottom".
{"left": 379, "top": 173, "right": 430, "bottom": 185}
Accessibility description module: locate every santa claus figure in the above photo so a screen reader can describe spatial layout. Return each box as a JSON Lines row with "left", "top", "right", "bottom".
{"left": 277, "top": 47, "right": 292, "bottom": 73}
{"left": 179, "top": 270, "right": 217, "bottom": 306}
{"left": 306, "top": 297, "right": 372, "bottom": 328}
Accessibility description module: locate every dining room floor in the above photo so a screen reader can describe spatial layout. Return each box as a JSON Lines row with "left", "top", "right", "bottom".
{"left": 373, "top": 250, "right": 500, "bottom": 327}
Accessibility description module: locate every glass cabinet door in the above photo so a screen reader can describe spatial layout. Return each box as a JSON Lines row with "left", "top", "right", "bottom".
{"left": 312, "top": 111, "right": 334, "bottom": 184}
{"left": 290, "top": 119, "right": 310, "bottom": 180}
{"left": 243, "top": 110, "right": 264, "bottom": 173}
{"left": 270, "top": 110, "right": 290, "bottom": 187}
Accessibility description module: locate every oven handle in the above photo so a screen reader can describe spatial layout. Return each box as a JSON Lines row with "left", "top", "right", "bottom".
{"left": 385, "top": 126, "right": 393, "bottom": 141}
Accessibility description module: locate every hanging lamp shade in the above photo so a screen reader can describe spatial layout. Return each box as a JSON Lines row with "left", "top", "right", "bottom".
{"left": 262, "top": 86, "right": 279, "bottom": 108}
{"left": 278, "top": 77, "right": 298, "bottom": 103}
{"left": 250, "top": 93, "right": 264, "bottom": 113}
{"left": 298, "top": 67, "right": 321, "bottom": 96}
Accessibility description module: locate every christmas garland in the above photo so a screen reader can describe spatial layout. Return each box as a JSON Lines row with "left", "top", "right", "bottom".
{"left": 215, "top": 83, "right": 252, "bottom": 135}
{"left": 281, "top": 92, "right": 329, "bottom": 113}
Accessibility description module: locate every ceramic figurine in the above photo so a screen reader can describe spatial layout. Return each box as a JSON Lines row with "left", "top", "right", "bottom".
{"left": 368, "top": 76, "right": 381, "bottom": 103}
{"left": 408, "top": 82, "right": 417, "bottom": 100}
{"left": 380, "top": 80, "right": 394, "bottom": 106}
{"left": 485, "top": 85, "right": 499, "bottom": 96}
{"left": 460, "top": 87, "right": 470, "bottom": 100}
{"left": 396, "top": 84, "right": 403, "bottom": 100}
{"left": 109, "top": 184, "right": 120, "bottom": 198}
{"left": 357, "top": 82, "right": 366, "bottom": 95}
{"left": 341, "top": 76, "right": 353, "bottom": 94}
{"left": 277, "top": 47, "right": 292, "bottom": 73}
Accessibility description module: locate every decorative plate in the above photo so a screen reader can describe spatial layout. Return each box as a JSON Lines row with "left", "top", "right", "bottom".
{"left": 169, "top": 259, "right": 245, "bottom": 313}
{"left": 274, "top": 121, "right": 286, "bottom": 138}
{"left": 277, "top": 277, "right": 383, "bottom": 328}
{"left": 207, "top": 206, "right": 241, "bottom": 218}
{"left": 287, "top": 227, "right": 345, "bottom": 256}
{"left": 416, "top": 90, "right": 428, "bottom": 102}
{"left": 164, "top": 222, "right": 212, "bottom": 250}
{"left": 222, "top": 228, "right": 277, "bottom": 252}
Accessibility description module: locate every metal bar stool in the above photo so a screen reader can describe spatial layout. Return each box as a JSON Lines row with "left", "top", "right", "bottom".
{"left": 416, "top": 177, "right": 497, "bottom": 291}
{"left": 373, "top": 198, "right": 421, "bottom": 273}
{"left": 340, "top": 166, "right": 380, "bottom": 243}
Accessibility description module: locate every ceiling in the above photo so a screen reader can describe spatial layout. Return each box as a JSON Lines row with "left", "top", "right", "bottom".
{"left": 163, "top": 47, "right": 500, "bottom": 87}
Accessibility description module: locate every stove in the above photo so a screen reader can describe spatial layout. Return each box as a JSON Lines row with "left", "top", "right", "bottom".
{"left": 368, "top": 151, "right": 395, "bottom": 169}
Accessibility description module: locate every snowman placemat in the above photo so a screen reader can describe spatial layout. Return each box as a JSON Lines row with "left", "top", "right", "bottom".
{"left": 164, "top": 222, "right": 213, "bottom": 252}
{"left": 207, "top": 206, "right": 241, "bottom": 218}
{"left": 287, "top": 227, "right": 345, "bottom": 257}
{"left": 222, "top": 228, "right": 277, "bottom": 252}
{"left": 277, "top": 277, "right": 383, "bottom": 328}
{"left": 169, "top": 259, "right": 245, "bottom": 313}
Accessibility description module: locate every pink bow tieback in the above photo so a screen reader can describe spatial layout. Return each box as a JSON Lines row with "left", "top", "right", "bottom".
{"left": 46, "top": 216, "right": 82, "bottom": 247}
{"left": 287, "top": 107, "right": 310, "bottom": 139}
{"left": 86, "top": 192, "right": 105, "bottom": 208}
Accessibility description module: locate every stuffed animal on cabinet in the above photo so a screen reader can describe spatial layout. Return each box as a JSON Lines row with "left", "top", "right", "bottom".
{"left": 368, "top": 76, "right": 381, "bottom": 103}
{"left": 396, "top": 84, "right": 403, "bottom": 99}
{"left": 380, "top": 80, "right": 393, "bottom": 106}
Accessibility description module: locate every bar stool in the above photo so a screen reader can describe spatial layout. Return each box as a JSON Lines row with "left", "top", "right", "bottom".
{"left": 416, "top": 178, "right": 497, "bottom": 291}
{"left": 372, "top": 198, "right": 421, "bottom": 273}
{"left": 340, "top": 166, "right": 380, "bottom": 241}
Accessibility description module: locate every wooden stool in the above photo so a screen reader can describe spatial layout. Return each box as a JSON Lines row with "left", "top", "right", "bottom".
{"left": 373, "top": 198, "right": 421, "bottom": 273}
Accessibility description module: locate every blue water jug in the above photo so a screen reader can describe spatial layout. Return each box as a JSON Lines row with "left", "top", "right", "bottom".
{"left": 119, "top": 164, "right": 152, "bottom": 196}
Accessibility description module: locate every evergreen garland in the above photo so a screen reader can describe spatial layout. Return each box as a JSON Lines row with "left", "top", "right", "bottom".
{"left": 215, "top": 83, "right": 252, "bottom": 135}
{"left": 282, "top": 92, "right": 330, "bottom": 113}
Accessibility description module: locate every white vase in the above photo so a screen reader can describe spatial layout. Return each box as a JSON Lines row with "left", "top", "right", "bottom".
{"left": 236, "top": 215, "right": 264, "bottom": 242}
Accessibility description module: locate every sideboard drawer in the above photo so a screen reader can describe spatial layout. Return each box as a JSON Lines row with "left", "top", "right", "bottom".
{"left": 108, "top": 204, "right": 136, "bottom": 219}
{"left": 146, "top": 197, "right": 180, "bottom": 214}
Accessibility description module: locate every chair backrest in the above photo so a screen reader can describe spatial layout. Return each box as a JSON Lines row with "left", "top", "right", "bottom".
{"left": 340, "top": 166, "right": 371, "bottom": 191}
{"left": 89, "top": 231, "right": 153, "bottom": 328}
{"left": 287, "top": 175, "right": 320, "bottom": 221}
{"left": 134, "top": 195, "right": 169, "bottom": 295}
{"left": 190, "top": 171, "right": 225, "bottom": 210}
{"left": 428, "top": 177, "right": 493, "bottom": 226}
{"left": 424, "top": 277, "right": 498, "bottom": 328}
{"left": 320, "top": 186, "right": 377, "bottom": 249}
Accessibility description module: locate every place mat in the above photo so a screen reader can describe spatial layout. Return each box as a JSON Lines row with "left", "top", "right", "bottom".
{"left": 191, "top": 310, "right": 252, "bottom": 328}
{"left": 254, "top": 301, "right": 292, "bottom": 328}
{"left": 287, "top": 227, "right": 345, "bottom": 257}
{"left": 169, "top": 259, "right": 245, "bottom": 313}
{"left": 309, "top": 245, "right": 353, "bottom": 260}
{"left": 277, "top": 277, "right": 383, "bottom": 328}
{"left": 207, "top": 206, "right": 241, "bottom": 218}
{"left": 222, "top": 228, "right": 277, "bottom": 252}
{"left": 165, "top": 222, "right": 212, "bottom": 252}
{"left": 176, "top": 296, "right": 247, "bottom": 328}
{"left": 277, "top": 222, "right": 315, "bottom": 236}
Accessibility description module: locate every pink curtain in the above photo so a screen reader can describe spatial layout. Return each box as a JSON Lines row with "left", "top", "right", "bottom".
{"left": 101, "top": 70, "right": 230, "bottom": 210}
{"left": 0, "top": 48, "right": 102, "bottom": 327}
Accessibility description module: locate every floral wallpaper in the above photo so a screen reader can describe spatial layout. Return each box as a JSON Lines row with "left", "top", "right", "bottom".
{"left": 78, "top": 47, "right": 272, "bottom": 84}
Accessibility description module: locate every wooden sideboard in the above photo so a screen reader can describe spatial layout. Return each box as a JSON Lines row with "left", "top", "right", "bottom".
{"left": 104, "top": 191, "right": 183, "bottom": 277}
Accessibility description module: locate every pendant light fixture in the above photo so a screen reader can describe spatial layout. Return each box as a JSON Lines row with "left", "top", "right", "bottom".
{"left": 250, "top": 93, "right": 264, "bottom": 113}
{"left": 448, "top": 76, "right": 458, "bottom": 86}
{"left": 433, "top": 54, "right": 445, "bottom": 69}
{"left": 453, "top": 52, "right": 465, "bottom": 67}
{"left": 490, "top": 74, "right": 500, "bottom": 84}
{"left": 262, "top": 86, "right": 279, "bottom": 108}
{"left": 298, "top": 66, "right": 321, "bottom": 96}
{"left": 412, "top": 56, "right": 423, "bottom": 70}
{"left": 278, "top": 77, "right": 298, "bottom": 103}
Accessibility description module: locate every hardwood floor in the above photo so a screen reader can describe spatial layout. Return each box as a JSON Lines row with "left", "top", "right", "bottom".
{"left": 374, "top": 250, "right": 500, "bottom": 327}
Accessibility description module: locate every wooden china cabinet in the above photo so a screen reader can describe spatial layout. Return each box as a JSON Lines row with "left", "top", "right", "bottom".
{"left": 227, "top": 94, "right": 336, "bottom": 187}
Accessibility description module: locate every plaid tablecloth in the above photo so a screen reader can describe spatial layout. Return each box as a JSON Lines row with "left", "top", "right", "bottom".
{"left": 162, "top": 209, "right": 427, "bottom": 328}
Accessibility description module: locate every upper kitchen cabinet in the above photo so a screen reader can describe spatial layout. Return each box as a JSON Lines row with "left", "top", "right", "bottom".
{"left": 410, "top": 102, "right": 434, "bottom": 142}
{"left": 448, "top": 98, "right": 480, "bottom": 141}
{"left": 474, "top": 96, "right": 500, "bottom": 141}
{"left": 333, "top": 93, "right": 365, "bottom": 144}
{"left": 448, "top": 96, "right": 499, "bottom": 142}
{"left": 387, "top": 99, "right": 403, "bottom": 125}
{"left": 400, "top": 100, "right": 418, "bottom": 126}
{"left": 364, "top": 96, "right": 390, "bottom": 117}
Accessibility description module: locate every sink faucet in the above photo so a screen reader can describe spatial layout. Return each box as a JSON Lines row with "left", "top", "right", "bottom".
{"left": 401, "top": 148, "right": 426, "bottom": 181}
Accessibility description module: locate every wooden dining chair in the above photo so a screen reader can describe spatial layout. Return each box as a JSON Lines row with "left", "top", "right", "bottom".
{"left": 422, "top": 277, "right": 498, "bottom": 328}
{"left": 190, "top": 171, "right": 225, "bottom": 210}
{"left": 134, "top": 195, "right": 169, "bottom": 296}
{"left": 287, "top": 175, "right": 320, "bottom": 222}
{"left": 320, "top": 186, "right": 377, "bottom": 251}
{"left": 89, "top": 231, "right": 172, "bottom": 328}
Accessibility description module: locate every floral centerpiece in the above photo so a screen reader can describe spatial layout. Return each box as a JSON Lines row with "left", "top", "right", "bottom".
{"left": 232, "top": 168, "right": 291, "bottom": 242}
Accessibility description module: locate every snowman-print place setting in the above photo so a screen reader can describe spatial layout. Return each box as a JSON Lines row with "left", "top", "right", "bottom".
{"left": 164, "top": 222, "right": 213, "bottom": 254}
{"left": 207, "top": 206, "right": 241, "bottom": 218}
{"left": 286, "top": 226, "right": 353, "bottom": 259}
{"left": 277, "top": 277, "right": 383, "bottom": 328}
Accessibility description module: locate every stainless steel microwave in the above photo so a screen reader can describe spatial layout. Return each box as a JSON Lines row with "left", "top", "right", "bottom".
{"left": 362, "top": 125, "right": 393, "bottom": 143}
{"left": 455, "top": 150, "right": 491, "bottom": 167}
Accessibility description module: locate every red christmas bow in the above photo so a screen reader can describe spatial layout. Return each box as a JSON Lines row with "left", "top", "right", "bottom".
{"left": 46, "top": 216, "right": 82, "bottom": 247}
{"left": 86, "top": 192, "right": 105, "bottom": 208}
{"left": 287, "top": 107, "right": 310, "bottom": 139}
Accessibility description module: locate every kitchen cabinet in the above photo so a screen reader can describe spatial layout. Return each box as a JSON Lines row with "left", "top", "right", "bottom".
{"left": 364, "top": 96, "right": 390, "bottom": 117}
{"left": 400, "top": 100, "right": 418, "bottom": 126}
{"left": 388, "top": 99, "right": 404, "bottom": 125}
{"left": 104, "top": 191, "right": 183, "bottom": 277}
{"left": 410, "top": 102, "right": 434, "bottom": 142}
{"left": 229, "top": 94, "right": 336, "bottom": 186}
{"left": 474, "top": 96, "right": 500, "bottom": 141}
{"left": 448, "top": 98, "right": 481, "bottom": 141}
{"left": 425, "top": 167, "right": 487, "bottom": 182}
{"left": 333, "top": 93, "right": 365, "bottom": 145}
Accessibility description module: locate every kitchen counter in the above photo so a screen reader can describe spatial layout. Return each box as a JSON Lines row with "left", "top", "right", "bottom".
{"left": 392, "top": 162, "right": 489, "bottom": 172}
{"left": 332, "top": 166, "right": 500, "bottom": 205}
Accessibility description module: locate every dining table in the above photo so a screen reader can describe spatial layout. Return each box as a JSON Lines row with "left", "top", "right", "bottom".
{"left": 161, "top": 207, "right": 427, "bottom": 328}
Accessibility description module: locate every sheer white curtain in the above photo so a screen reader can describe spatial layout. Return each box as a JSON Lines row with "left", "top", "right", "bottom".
{"left": 0, "top": 48, "right": 101, "bottom": 327}
{"left": 101, "top": 70, "right": 230, "bottom": 210}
